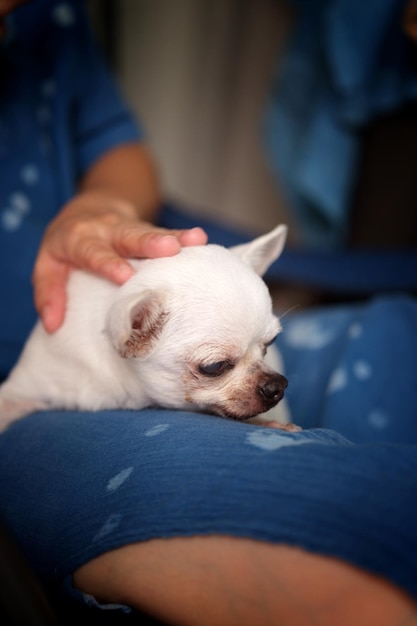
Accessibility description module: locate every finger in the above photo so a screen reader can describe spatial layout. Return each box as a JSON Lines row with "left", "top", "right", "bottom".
{"left": 73, "top": 237, "right": 136, "bottom": 284}
{"left": 113, "top": 229, "right": 182, "bottom": 259}
{"left": 178, "top": 227, "right": 208, "bottom": 247}
{"left": 113, "top": 227, "right": 207, "bottom": 259}
{"left": 33, "top": 257, "right": 70, "bottom": 333}
{"left": 134, "top": 233, "right": 182, "bottom": 258}
{"left": 41, "top": 292, "right": 67, "bottom": 334}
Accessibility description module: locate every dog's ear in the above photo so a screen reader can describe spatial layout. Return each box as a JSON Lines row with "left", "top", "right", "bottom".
{"left": 230, "top": 224, "right": 287, "bottom": 276}
{"left": 105, "top": 289, "right": 168, "bottom": 358}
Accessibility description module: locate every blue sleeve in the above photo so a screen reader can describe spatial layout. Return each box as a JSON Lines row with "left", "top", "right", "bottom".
{"left": 11, "top": 0, "right": 143, "bottom": 178}
{"left": 62, "top": 0, "right": 144, "bottom": 175}
{"left": 0, "top": 0, "right": 145, "bottom": 375}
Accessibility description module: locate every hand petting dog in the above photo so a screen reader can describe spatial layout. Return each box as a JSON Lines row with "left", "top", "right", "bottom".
{"left": 33, "top": 190, "right": 207, "bottom": 333}
{"left": 1, "top": 225, "right": 298, "bottom": 433}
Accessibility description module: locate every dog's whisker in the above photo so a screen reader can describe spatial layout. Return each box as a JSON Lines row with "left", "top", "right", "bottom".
{"left": 276, "top": 303, "right": 302, "bottom": 320}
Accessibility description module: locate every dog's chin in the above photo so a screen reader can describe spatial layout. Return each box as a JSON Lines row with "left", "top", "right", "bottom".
{"left": 204, "top": 405, "right": 267, "bottom": 422}
{"left": 222, "top": 412, "right": 255, "bottom": 422}
{"left": 206, "top": 395, "right": 287, "bottom": 421}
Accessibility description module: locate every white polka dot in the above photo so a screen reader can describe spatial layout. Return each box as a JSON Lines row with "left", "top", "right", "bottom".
{"left": 107, "top": 467, "right": 133, "bottom": 492}
{"left": 353, "top": 360, "right": 372, "bottom": 380}
{"left": 10, "top": 192, "right": 30, "bottom": 214}
{"left": 327, "top": 367, "right": 348, "bottom": 394}
{"left": 37, "top": 105, "right": 51, "bottom": 125}
{"left": 246, "top": 430, "right": 313, "bottom": 451}
{"left": 82, "top": 594, "right": 132, "bottom": 613}
{"left": 368, "top": 410, "right": 390, "bottom": 430}
{"left": 41, "top": 79, "right": 55, "bottom": 97}
{"left": 144, "top": 424, "right": 170, "bottom": 437}
{"left": 1, "top": 209, "right": 22, "bottom": 231}
{"left": 21, "top": 164, "right": 39, "bottom": 184}
{"left": 92, "top": 514, "right": 122, "bottom": 542}
{"left": 52, "top": 3, "right": 75, "bottom": 27}
{"left": 284, "top": 319, "right": 336, "bottom": 349}
{"left": 348, "top": 323, "right": 362, "bottom": 339}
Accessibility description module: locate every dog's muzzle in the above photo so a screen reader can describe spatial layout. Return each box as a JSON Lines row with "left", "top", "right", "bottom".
{"left": 257, "top": 373, "right": 288, "bottom": 407}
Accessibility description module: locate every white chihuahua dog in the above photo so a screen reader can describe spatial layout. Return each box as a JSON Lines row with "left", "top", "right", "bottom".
{"left": 0, "top": 224, "right": 298, "bottom": 431}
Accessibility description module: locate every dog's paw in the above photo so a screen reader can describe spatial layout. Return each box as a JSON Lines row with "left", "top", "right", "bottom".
{"left": 248, "top": 416, "right": 302, "bottom": 431}
{"left": 263, "top": 421, "right": 302, "bottom": 431}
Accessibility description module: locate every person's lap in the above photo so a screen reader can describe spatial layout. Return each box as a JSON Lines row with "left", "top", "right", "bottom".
{"left": 1, "top": 408, "right": 417, "bottom": 608}
{"left": 1, "top": 293, "right": 417, "bottom": 614}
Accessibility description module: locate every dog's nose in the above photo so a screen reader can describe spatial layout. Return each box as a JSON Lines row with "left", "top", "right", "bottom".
{"left": 257, "top": 374, "right": 288, "bottom": 404}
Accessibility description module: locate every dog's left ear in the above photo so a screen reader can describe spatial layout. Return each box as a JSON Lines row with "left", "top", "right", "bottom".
{"left": 105, "top": 289, "right": 168, "bottom": 358}
{"left": 230, "top": 224, "right": 287, "bottom": 276}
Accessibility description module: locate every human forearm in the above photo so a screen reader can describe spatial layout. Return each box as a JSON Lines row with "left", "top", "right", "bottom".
{"left": 78, "top": 142, "right": 161, "bottom": 222}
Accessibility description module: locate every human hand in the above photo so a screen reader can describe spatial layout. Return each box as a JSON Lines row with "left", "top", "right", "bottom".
{"left": 32, "top": 192, "right": 208, "bottom": 333}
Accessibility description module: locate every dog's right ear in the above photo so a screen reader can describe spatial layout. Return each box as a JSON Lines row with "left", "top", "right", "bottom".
{"left": 105, "top": 289, "right": 168, "bottom": 358}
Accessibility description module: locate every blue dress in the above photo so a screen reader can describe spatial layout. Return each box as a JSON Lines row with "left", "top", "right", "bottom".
{"left": 0, "top": 0, "right": 416, "bottom": 616}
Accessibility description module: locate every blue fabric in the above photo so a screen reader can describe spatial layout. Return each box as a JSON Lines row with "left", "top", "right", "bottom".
{"left": 277, "top": 294, "right": 417, "bottom": 443}
{"left": 1, "top": 410, "right": 417, "bottom": 606}
{"left": 265, "top": 0, "right": 417, "bottom": 249}
{"left": 0, "top": 295, "right": 417, "bottom": 611}
{"left": 0, "top": 0, "right": 416, "bottom": 615}
{"left": 0, "top": 0, "right": 142, "bottom": 377}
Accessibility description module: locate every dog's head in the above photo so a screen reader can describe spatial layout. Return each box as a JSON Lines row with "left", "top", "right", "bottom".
{"left": 104, "top": 224, "right": 288, "bottom": 420}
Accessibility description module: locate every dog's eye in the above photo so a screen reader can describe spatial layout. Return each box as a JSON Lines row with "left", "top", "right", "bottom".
{"left": 263, "top": 336, "right": 277, "bottom": 356}
{"left": 198, "top": 361, "right": 232, "bottom": 377}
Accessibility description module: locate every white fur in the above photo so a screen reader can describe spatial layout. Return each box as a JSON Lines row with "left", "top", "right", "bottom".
{"left": 0, "top": 224, "right": 294, "bottom": 431}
